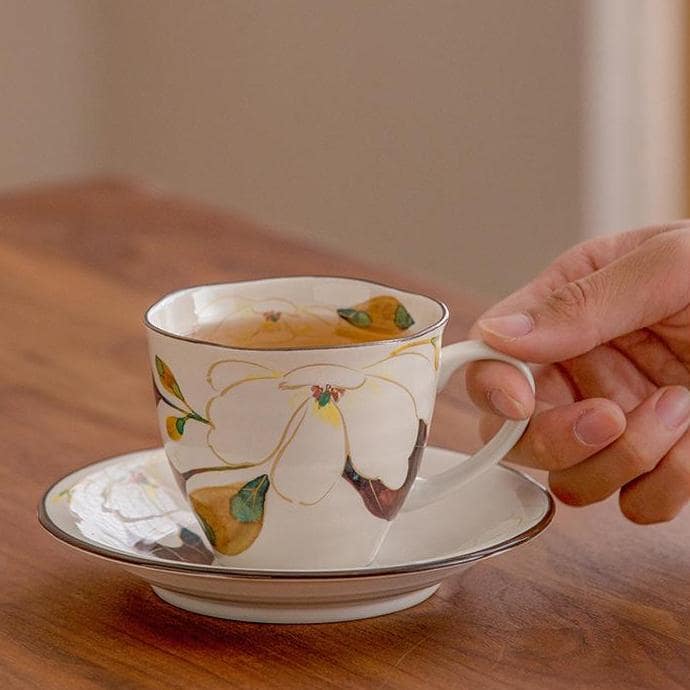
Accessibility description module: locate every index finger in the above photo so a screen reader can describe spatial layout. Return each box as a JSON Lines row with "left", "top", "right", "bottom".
{"left": 474, "top": 222, "right": 685, "bottom": 325}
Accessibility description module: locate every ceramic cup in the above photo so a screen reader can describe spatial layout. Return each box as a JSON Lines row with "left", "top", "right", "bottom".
{"left": 145, "top": 277, "right": 534, "bottom": 569}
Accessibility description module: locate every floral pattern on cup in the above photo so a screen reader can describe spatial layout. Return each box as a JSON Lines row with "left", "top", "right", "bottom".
{"left": 153, "top": 356, "right": 209, "bottom": 439}
{"left": 337, "top": 294, "right": 414, "bottom": 332}
{"left": 155, "top": 336, "right": 439, "bottom": 556}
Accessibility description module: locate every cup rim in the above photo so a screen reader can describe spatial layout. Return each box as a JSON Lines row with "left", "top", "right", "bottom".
{"left": 144, "top": 275, "right": 450, "bottom": 351}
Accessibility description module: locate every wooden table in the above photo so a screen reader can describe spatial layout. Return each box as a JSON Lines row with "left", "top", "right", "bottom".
{"left": 2, "top": 180, "right": 688, "bottom": 689}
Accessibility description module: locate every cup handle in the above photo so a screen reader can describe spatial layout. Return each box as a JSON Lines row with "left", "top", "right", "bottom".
{"left": 402, "top": 340, "right": 535, "bottom": 512}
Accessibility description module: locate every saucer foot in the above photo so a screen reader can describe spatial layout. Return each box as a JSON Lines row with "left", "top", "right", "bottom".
{"left": 152, "top": 584, "right": 440, "bottom": 624}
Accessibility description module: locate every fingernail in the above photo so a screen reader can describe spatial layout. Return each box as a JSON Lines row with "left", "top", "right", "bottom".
{"left": 655, "top": 386, "right": 690, "bottom": 429}
{"left": 574, "top": 408, "right": 623, "bottom": 446}
{"left": 487, "top": 389, "right": 528, "bottom": 419}
{"left": 478, "top": 313, "right": 534, "bottom": 340}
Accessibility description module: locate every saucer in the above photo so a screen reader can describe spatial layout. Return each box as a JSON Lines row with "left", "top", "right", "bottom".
{"left": 39, "top": 447, "right": 554, "bottom": 624}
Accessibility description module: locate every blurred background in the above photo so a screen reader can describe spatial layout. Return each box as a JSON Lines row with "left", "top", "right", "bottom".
{"left": 1, "top": 0, "right": 686, "bottom": 298}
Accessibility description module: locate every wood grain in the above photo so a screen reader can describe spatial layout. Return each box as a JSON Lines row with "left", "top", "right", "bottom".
{"left": 1, "top": 180, "right": 688, "bottom": 689}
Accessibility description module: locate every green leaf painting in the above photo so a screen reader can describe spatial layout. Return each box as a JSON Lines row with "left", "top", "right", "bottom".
{"left": 154, "top": 355, "right": 209, "bottom": 439}
{"left": 175, "top": 416, "right": 187, "bottom": 435}
{"left": 394, "top": 304, "right": 415, "bottom": 330}
{"left": 230, "top": 475, "right": 270, "bottom": 523}
{"left": 155, "top": 355, "right": 186, "bottom": 402}
{"left": 337, "top": 308, "right": 372, "bottom": 328}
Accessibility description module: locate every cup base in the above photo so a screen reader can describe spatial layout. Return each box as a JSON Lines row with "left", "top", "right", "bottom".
{"left": 152, "top": 583, "right": 440, "bottom": 624}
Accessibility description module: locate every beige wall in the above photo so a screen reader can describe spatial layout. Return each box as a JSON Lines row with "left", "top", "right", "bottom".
{"left": 1, "top": 2, "right": 686, "bottom": 297}
{"left": 0, "top": 1, "right": 105, "bottom": 188}
{"left": 102, "top": 1, "right": 585, "bottom": 297}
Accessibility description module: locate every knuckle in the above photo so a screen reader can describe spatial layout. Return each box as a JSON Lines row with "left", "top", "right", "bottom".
{"left": 527, "top": 428, "right": 562, "bottom": 470}
{"left": 545, "top": 280, "right": 591, "bottom": 317}
{"left": 616, "top": 434, "right": 657, "bottom": 476}
{"left": 548, "top": 474, "right": 592, "bottom": 507}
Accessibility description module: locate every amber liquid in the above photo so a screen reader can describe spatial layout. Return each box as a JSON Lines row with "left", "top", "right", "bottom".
{"left": 187, "top": 295, "right": 415, "bottom": 349}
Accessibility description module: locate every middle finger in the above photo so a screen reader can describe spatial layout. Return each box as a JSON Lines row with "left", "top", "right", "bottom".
{"left": 478, "top": 397, "right": 626, "bottom": 471}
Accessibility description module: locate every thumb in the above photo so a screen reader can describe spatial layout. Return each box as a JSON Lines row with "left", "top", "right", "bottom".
{"left": 477, "top": 229, "right": 690, "bottom": 362}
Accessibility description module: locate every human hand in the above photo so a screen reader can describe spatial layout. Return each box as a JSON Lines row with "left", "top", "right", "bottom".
{"left": 466, "top": 223, "right": 690, "bottom": 523}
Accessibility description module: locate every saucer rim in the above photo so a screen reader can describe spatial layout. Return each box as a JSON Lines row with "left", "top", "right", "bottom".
{"left": 37, "top": 446, "right": 555, "bottom": 581}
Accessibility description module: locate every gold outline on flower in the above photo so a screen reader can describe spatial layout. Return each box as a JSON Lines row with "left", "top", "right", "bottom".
{"left": 187, "top": 338, "right": 438, "bottom": 507}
